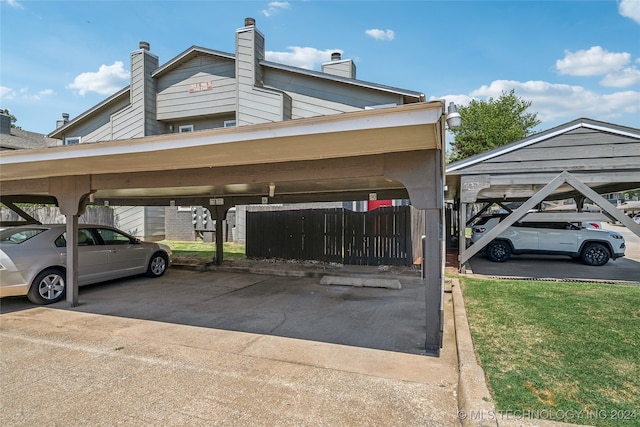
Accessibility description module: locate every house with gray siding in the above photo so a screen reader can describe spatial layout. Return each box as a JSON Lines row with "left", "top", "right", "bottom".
{"left": 50, "top": 17, "right": 424, "bottom": 143}
{"left": 48, "top": 17, "right": 425, "bottom": 241}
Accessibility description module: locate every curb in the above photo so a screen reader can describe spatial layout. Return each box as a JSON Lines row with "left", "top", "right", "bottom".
{"left": 451, "top": 278, "right": 498, "bottom": 427}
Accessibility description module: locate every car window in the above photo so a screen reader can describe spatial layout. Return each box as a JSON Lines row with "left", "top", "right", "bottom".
{"left": 54, "top": 229, "right": 100, "bottom": 247}
{"left": 475, "top": 215, "right": 507, "bottom": 225}
{"left": 512, "top": 222, "right": 579, "bottom": 230}
{"left": 0, "top": 228, "right": 46, "bottom": 244}
{"left": 96, "top": 228, "right": 134, "bottom": 245}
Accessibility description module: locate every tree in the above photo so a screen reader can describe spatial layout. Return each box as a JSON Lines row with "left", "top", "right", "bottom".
{"left": 1, "top": 108, "right": 21, "bottom": 129}
{"left": 448, "top": 89, "right": 540, "bottom": 162}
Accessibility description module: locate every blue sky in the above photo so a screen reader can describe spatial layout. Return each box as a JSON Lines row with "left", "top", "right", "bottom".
{"left": 1, "top": 0, "right": 639, "bottom": 136}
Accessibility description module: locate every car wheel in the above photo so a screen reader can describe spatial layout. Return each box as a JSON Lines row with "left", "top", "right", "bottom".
{"left": 581, "top": 243, "right": 610, "bottom": 266}
{"left": 146, "top": 252, "right": 168, "bottom": 277}
{"left": 27, "top": 268, "right": 66, "bottom": 305}
{"left": 486, "top": 241, "right": 511, "bottom": 262}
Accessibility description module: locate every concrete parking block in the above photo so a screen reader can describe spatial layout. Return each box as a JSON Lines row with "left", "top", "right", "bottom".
{"left": 319, "top": 275, "right": 402, "bottom": 289}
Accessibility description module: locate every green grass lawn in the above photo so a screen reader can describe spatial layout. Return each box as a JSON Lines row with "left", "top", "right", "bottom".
{"left": 160, "top": 240, "right": 246, "bottom": 263}
{"left": 461, "top": 277, "right": 640, "bottom": 427}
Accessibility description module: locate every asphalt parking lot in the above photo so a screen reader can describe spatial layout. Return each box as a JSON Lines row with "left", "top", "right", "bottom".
{"left": 1, "top": 269, "right": 430, "bottom": 355}
{"left": 468, "top": 223, "right": 640, "bottom": 283}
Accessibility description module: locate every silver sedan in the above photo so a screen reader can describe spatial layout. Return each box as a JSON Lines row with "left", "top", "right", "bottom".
{"left": 0, "top": 224, "right": 171, "bottom": 304}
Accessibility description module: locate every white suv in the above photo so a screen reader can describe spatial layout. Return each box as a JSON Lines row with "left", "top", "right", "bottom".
{"left": 471, "top": 216, "right": 626, "bottom": 266}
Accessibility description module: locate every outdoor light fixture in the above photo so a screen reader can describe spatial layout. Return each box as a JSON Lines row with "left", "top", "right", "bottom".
{"left": 269, "top": 183, "right": 276, "bottom": 197}
{"left": 446, "top": 102, "right": 461, "bottom": 129}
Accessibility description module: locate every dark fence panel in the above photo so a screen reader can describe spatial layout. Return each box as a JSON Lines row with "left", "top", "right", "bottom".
{"left": 247, "top": 209, "right": 343, "bottom": 262}
{"left": 247, "top": 206, "right": 411, "bottom": 266}
{"left": 321, "top": 208, "right": 343, "bottom": 263}
{"left": 344, "top": 206, "right": 412, "bottom": 266}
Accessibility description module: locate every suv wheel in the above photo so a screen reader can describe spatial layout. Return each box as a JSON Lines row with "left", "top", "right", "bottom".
{"left": 486, "top": 241, "right": 512, "bottom": 262}
{"left": 581, "top": 243, "right": 610, "bottom": 266}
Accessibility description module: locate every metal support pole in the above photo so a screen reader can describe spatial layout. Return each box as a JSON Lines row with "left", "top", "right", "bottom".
{"left": 423, "top": 208, "right": 443, "bottom": 356}
{"left": 65, "top": 217, "right": 79, "bottom": 306}
{"left": 458, "top": 202, "right": 467, "bottom": 274}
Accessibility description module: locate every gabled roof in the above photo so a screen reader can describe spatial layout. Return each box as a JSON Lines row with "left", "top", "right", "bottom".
{"left": 152, "top": 46, "right": 235, "bottom": 78}
{"left": 1, "top": 127, "right": 60, "bottom": 150}
{"left": 48, "top": 87, "right": 130, "bottom": 139}
{"left": 260, "top": 60, "right": 425, "bottom": 101}
{"left": 48, "top": 45, "right": 425, "bottom": 138}
{"left": 152, "top": 45, "right": 425, "bottom": 99}
{"left": 446, "top": 118, "right": 640, "bottom": 174}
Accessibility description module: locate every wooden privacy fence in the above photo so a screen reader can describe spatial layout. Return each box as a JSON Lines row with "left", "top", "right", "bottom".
{"left": 246, "top": 206, "right": 413, "bottom": 266}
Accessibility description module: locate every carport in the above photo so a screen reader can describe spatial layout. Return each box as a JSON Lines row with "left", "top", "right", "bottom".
{"left": 0, "top": 101, "right": 447, "bottom": 354}
{"left": 445, "top": 118, "right": 640, "bottom": 271}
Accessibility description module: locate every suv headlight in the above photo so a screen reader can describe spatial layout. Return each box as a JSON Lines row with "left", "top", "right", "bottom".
{"left": 610, "top": 234, "right": 624, "bottom": 239}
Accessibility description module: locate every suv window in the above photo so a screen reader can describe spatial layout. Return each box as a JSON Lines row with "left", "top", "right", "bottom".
{"left": 512, "top": 222, "right": 580, "bottom": 230}
{"left": 473, "top": 214, "right": 508, "bottom": 226}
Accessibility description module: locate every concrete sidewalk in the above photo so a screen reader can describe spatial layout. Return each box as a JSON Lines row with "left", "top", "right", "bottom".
{"left": 1, "top": 278, "right": 460, "bottom": 426}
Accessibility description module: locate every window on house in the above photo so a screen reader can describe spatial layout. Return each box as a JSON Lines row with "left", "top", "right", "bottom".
{"left": 179, "top": 125, "right": 194, "bottom": 133}
{"left": 64, "top": 136, "right": 81, "bottom": 145}
{"left": 223, "top": 120, "right": 236, "bottom": 128}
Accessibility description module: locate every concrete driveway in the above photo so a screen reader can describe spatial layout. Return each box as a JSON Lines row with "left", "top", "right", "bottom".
{"left": 0, "top": 269, "right": 461, "bottom": 426}
{"left": 468, "top": 223, "right": 640, "bottom": 283}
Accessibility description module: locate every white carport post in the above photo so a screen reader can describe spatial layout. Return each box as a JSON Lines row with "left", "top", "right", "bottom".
{"left": 50, "top": 176, "right": 91, "bottom": 307}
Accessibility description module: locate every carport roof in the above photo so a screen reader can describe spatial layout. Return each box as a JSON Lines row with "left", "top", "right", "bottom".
{"left": 0, "top": 102, "right": 445, "bottom": 206}
{"left": 445, "top": 118, "right": 640, "bottom": 203}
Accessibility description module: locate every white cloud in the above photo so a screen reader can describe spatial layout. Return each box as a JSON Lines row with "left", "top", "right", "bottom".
{"left": 261, "top": 1, "right": 290, "bottom": 17}
{"left": 600, "top": 66, "right": 640, "bottom": 87}
{"left": 0, "top": 86, "right": 54, "bottom": 102}
{"left": 441, "top": 79, "right": 640, "bottom": 123}
{"left": 266, "top": 47, "right": 340, "bottom": 70}
{"left": 619, "top": 0, "right": 640, "bottom": 24}
{"left": 67, "top": 61, "right": 130, "bottom": 96}
{"left": 556, "top": 46, "right": 630, "bottom": 76}
{"left": 365, "top": 29, "right": 395, "bottom": 41}
{"left": 21, "top": 88, "right": 56, "bottom": 101}
{"left": 1, "top": 85, "right": 17, "bottom": 100}
{"left": 2, "top": 0, "right": 23, "bottom": 9}
{"left": 30, "top": 89, "right": 55, "bottom": 101}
